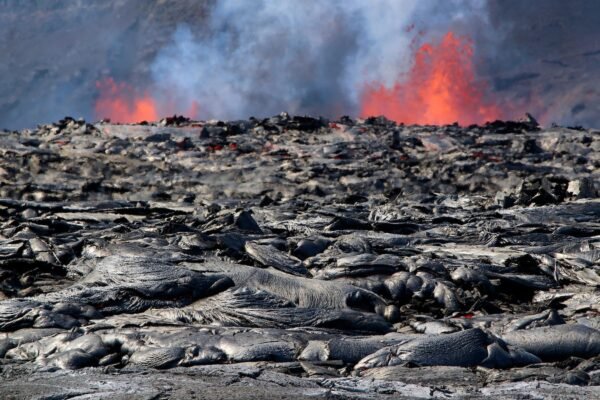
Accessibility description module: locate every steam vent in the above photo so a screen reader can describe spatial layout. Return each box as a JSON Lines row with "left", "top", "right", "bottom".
{"left": 1, "top": 2, "right": 600, "bottom": 399}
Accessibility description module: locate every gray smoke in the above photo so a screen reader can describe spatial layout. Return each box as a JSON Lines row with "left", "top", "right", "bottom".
{"left": 0, "top": 0, "right": 598, "bottom": 129}
{"left": 0, "top": 0, "right": 212, "bottom": 130}
{"left": 150, "top": 1, "right": 422, "bottom": 120}
{"left": 149, "top": 0, "right": 492, "bottom": 121}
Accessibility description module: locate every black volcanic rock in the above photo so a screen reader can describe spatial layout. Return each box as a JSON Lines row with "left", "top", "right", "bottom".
{"left": 0, "top": 115, "right": 598, "bottom": 399}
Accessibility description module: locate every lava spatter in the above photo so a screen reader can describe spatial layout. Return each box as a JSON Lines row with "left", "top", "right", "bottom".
{"left": 361, "top": 32, "right": 504, "bottom": 126}
{"left": 94, "top": 77, "right": 158, "bottom": 123}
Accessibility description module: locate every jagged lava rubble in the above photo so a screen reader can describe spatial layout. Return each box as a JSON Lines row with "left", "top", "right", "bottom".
{"left": 0, "top": 114, "right": 599, "bottom": 399}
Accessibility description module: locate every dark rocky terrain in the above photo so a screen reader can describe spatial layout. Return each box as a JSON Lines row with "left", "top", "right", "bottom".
{"left": 0, "top": 114, "right": 598, "bottom": 399}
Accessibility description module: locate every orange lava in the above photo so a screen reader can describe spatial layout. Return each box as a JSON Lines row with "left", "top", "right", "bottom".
{"left": 361, "top": 32, "right": 502, "bottom": 125}
{"left": 187, "top": 100, "right": 200, "bottom": 120}
{"left": 95, "top": 78, "right": 158, "bottom": 123}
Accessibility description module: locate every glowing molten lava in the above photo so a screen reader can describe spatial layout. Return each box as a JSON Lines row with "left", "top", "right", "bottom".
{"left": 361, "top": 32, "right": 502, "bottom": 125}
{"left": 95, "top": 78, "right": 158, "bottom": 123}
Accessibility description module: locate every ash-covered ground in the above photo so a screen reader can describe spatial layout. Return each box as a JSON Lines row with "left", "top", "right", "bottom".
{"left": 0, "top": 114, "right": 599, "bottom": 399}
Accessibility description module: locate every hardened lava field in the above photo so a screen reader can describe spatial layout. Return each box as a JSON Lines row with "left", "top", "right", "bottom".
{"left": 0, "top": 114, "right": 599, "bottom": 399}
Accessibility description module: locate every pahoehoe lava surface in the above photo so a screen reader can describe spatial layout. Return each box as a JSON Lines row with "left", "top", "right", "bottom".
{"left": 0, "top": 114, "right": 599, "bottom": 399}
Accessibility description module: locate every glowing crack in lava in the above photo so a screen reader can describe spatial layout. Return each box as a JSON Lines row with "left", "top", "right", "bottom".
{"left": 361, "top": 32, "right": 502, "bottom": 125}
{"left": 95, "top": 78, "right": 158, "bottom": 123}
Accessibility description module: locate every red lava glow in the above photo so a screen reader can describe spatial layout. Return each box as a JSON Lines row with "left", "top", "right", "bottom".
{"left": 95, "top": 78, "right": 158, "bottom": 123}
{"left": 186, "top": 100, "right": 200, "bottom": 120}
{"left": 361, "top": 32, "right": 502, "bottom": 125}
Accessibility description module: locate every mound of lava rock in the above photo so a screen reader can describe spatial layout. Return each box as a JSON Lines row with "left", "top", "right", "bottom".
{"left": 0, "top": 114, "right": 599, "bottom": 399}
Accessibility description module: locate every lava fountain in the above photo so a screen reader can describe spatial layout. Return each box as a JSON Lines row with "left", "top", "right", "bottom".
{"left": 361, "top": 32, "right": 503, "bottom": 125}
{"left": 94, "top": 78, "right": 158, "bottom": 123}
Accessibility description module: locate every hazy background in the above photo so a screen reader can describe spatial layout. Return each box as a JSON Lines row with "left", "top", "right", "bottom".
{"left": 1, "top": 0, "right": 599, "bottom": 129}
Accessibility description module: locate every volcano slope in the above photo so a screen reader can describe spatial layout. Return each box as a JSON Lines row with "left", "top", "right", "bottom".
{"left": 0, "top": 114, "right": 599, "bottom": 399}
